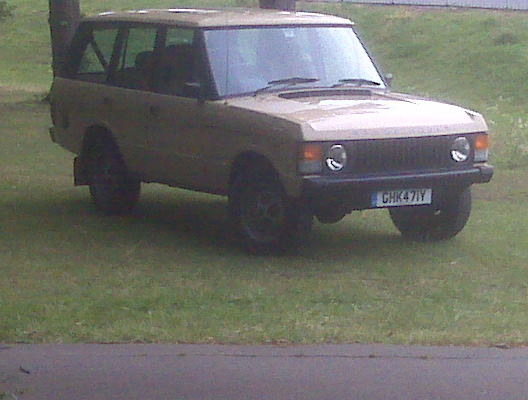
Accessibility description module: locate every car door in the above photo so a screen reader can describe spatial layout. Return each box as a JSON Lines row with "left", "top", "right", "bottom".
{"left": 100, "top": 24, "right": 163, "bottom": 181}
{"left": 139, "top": 27, "right": 231, "bottom": 193}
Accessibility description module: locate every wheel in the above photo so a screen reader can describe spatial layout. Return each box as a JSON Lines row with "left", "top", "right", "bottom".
{"left": 389, "top": 187, "right": 472, "bottom": 241}
{"left": 87, "top": 139, "right": 140, "bottom": 215}
{"left": 228, "top": 170, "right": 313, "bottom": 255}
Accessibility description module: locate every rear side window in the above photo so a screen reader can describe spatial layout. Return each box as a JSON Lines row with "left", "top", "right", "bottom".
{"left": 64, "top": 22, "right": 205, "bottom": 96}
{"left": 62, "top": 23, "right": 120, "bottom": 83}
{"left": 78, "top": 27, "right": 118, "bottom": 76}
{"left": 64, "top": 22, "right": 159, "bottom": 91}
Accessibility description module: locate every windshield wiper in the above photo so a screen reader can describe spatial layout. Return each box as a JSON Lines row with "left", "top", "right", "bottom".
{"left": 254, "top": 77, "right": 319, "bottom": 96}
{"left": 332, "top": 78, "right": 382, "bottom": 88}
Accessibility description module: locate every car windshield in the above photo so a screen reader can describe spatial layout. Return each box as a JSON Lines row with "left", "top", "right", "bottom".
{"left": 204, "top": 25, "right": 385, "bottom": 97}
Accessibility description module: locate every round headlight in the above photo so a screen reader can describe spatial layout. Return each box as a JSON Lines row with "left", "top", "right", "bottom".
{"left": 451, "top": 137, "right": 471, "bottom": 162}
{"left": 325, "top": 144, "right": 347, "bottom": 171}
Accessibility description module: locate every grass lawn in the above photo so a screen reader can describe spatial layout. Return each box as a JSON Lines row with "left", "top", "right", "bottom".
{"left": 1, "top": 1, "right": 528, "bottom": 346}
{"left": 1, "top": 90, "right": 527, "bottom": 346}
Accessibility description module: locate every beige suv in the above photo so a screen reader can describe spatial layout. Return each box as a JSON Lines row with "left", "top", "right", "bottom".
{"left": 49, "top": 8, "right": 493, "bottom": 254}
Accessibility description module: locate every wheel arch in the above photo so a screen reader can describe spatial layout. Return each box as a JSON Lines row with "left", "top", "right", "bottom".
{"left": 81, "top": 125, "right": 118, "bottom": 155}
{"left": 228, "top": 151, "right": 282, "bottom": 190}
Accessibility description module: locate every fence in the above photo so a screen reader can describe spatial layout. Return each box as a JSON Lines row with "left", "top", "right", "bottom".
{"left": 342, "top": 0, "right": 528, "bottom": 10}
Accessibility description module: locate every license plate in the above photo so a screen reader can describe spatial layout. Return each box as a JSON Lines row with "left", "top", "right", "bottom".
{"left": 372, "top": 188, "right": 432, "bottom": 208}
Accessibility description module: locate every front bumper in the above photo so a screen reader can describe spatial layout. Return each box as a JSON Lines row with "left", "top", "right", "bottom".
{"left": 302, "top": 164, "right": 493, "bottom": 211}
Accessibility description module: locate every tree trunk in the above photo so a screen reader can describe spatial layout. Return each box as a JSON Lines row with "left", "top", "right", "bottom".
{"left": 49, "top": 0, "right": 81, "bottom": 76}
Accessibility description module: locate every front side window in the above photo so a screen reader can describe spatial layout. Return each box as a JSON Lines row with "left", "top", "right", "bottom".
{"left": 204, "top": 26, "right": 385, "bottom": 97}
{"left": 155, "top": 28, "right": 197, "bottom": 96}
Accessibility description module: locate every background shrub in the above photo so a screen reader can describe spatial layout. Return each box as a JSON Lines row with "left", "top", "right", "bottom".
{"left": 0, "top": 1, "right": 14, "bottom": 22}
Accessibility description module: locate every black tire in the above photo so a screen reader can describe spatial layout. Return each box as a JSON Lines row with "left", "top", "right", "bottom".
{"left": 389, "top": 187, "right": 472, "bottom": 241}
{"left": 87, "top": 139, "right": 140, "bottom": 215}
{"left": 228, "top": 170, "right": 313, "bottom": 255}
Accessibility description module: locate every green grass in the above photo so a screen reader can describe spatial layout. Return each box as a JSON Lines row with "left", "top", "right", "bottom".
{"left": 1, "top": 93, "right": 527, "bottom": 346}
{"left": 1, "top": 1, "right": 528, "bottom": 346}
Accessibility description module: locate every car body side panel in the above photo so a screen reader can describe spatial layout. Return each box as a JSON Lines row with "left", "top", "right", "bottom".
{"left": 141, "top": 95, "right": 302, "bottom": 195}
{"left": 51, "top": 78, "right": 155, "bottom": 173}
{"left": 50, "top": 78, "right": 115, "bottom": 155}
{"left": 50, "top": 79, "right": 304, "bottom": 196}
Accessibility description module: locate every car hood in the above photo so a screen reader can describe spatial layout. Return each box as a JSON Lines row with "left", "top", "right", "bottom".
{"left": 225, "top": 90, "right": 488, "bottom": 141}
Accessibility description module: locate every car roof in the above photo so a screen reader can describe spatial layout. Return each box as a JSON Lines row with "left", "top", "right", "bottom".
{"left": 84, "top": 8, "right": 354, "bottom": 28}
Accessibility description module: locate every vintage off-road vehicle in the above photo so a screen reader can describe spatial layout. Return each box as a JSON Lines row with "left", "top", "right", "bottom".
{"left": 49, "top": 8, "right": 493, "bottom": 254}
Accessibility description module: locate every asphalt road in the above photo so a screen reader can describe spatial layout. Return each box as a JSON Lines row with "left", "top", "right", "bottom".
{"left": 2, "top": 344, "right": 528, "bottom": 399}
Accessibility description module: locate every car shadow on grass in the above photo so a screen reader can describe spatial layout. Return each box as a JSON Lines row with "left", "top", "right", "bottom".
{"left": 6, "top": 185, "right": 459, "bottom": 264}
{"left": 112, "top": 187, "right": 415, "bottom": 258}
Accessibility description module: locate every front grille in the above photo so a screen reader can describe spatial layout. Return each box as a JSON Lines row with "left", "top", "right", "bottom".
{"left": 343, "top": 135, "right": 471, "bottom": 175}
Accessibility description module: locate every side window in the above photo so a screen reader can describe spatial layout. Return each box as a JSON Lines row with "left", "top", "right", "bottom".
{"left": 165, "top": 28, "right": 194, "bottom": 47}
{"left": 74, "top": 25, "right": 119, "bottom": 83}
{"left": 112, "top": 26, "right": 159, "bottom": 91}
{"left": 155, "top": 28, "right": 197, "bottom": 97}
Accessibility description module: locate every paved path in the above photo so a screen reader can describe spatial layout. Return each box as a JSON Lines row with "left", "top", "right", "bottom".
{"left": 2, "top": 344, "right": 528, "bottom": 399}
